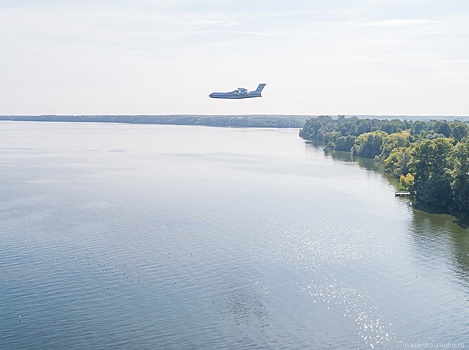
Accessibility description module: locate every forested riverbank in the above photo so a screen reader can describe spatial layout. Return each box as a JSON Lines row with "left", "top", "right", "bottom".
{"left": 300, "top": 116, "right": 469, "bottom": 215}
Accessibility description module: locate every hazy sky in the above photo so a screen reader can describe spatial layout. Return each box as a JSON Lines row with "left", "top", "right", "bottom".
{"left": 1, "top": 0, "right": 468, "bottom": 116}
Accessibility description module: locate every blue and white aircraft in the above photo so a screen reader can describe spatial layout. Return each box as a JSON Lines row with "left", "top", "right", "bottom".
{"left": 209, "top": 83, "right": 266, "bottom": 99}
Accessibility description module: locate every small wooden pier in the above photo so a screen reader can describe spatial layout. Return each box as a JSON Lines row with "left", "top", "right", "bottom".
{"left": 395, "top": 191, "right": 411, "bottom": 197}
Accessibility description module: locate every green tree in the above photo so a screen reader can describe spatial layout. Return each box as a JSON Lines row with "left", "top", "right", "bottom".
{"left": 323, "top": 131, "right": 342, "bottom": 149}
{"left": 448, "top": 138, "right": 469, "bottom": 213}
{"left": 451, "top": 122, "right": 468, "bottom": 142}
{"left": 437, "top": 122, "right": 451, "bottom": 137}
{"left": 411, "top": 121, "right": 425, "bottom": 135}
{"left": 334, "top": 135, "right": 356, "bottom": 151}
{"left": 380, "top": 131, "right": 412, "bottom": 160}
{"left": 408, "top": 138, "right": 454, "bottom": 208}
{"left": 400, "top": 173, "right": 414, "bottom": 190}
{"left": 352, "top": 131, "right": 387, "bottom": 158}
{"left": 379, "top": 119, "right": 406, "bottom": 134}
{"left": 384, "top": 146, "right": 412, "bottom": 178}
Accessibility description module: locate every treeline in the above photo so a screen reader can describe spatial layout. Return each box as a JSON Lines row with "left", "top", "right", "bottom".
{"left": 300, "top": 116, "right": 469, "bottom": 214}
{"left": 0, "top": 115, "right": 306, "bottom": 128}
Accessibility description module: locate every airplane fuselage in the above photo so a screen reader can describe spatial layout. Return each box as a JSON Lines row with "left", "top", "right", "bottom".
{"left": 209, "top": 92, "right": 262, "bottom": 99}
{"left": 209, "top": 84, "right": 266, "bottom": 99}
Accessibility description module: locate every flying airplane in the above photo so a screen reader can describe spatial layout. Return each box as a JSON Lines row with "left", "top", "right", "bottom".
{"left": 209, "top": 83, "right": 266, "bottom": 99}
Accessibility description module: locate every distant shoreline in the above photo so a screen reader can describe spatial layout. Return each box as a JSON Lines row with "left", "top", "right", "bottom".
{"left": 1, "top": 114, "right": 468, "bottom": 128}
{"left": 0, "top": 115, "right": 307, "bottom": 128}
{"left": 0, "top": 114, "right": 469, "bottom": 128}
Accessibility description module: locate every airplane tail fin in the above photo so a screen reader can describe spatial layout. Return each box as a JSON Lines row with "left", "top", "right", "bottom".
{"left": 255, "top": 83, "right": 266, "bottom": 93}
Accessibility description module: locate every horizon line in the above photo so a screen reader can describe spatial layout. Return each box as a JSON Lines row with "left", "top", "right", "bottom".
{"left": 1, "top": 114, "right": 469, "bottom": 118}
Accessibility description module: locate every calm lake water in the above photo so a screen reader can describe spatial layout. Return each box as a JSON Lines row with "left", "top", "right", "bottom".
{"left": 0, "top": 122, "right": 468, "bottom": 349}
